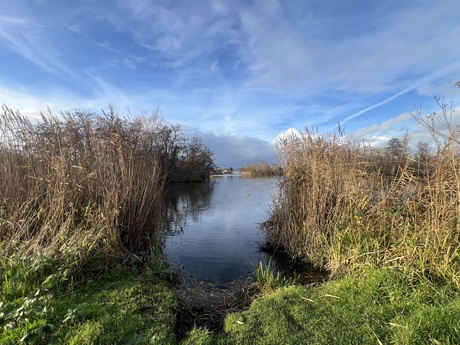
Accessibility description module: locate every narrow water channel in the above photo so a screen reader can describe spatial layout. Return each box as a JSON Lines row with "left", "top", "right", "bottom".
{"left": 164, "top": 175, "right": 279, "bottom": 284}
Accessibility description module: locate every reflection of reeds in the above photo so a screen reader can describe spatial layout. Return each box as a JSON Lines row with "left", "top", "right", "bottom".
{"left": 266, "top": 101, "right": 460, "bottom": 285}
{"left": 0, "top": 106, "right": 165, "bottom": 264}
{"left": 164, "top": 180, "right": 215, "bottom": 233}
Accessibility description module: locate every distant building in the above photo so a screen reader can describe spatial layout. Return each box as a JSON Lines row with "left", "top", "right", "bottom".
{"left": 213, "top": 167, "right": 233, "bottom": 175}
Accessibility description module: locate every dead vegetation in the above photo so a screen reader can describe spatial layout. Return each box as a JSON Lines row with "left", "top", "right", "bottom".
{"left": 267, "top": 97, "right": 460, "bottom": 285}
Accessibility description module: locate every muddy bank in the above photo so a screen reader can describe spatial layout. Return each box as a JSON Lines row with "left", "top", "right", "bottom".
{"left": 173, "top": 255, "right": 329, "bottom": 337}
{"left": 174, "top": 274, "right": 255, "bottom": 334}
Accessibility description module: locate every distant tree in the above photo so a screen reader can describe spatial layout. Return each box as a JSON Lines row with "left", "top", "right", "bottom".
{"left": 416, "top": 141, "right": 430, "bottom": 163}
{"left": 172, "top": 137, "right": 214, "bottom": 181}
{"left": 155, "top": 124, "right": 186, "bottom": 173}
{"left": 185, "top": 137, "right": 214, "bottom": 179}
{"left": 385, "top": 136, "right": 409, "bottom": 161}
{"left": 381, "top": 136, "right": 410, "bottom": 176}
{"left": 385, "top": 138, "right": 403, "bottom": 160}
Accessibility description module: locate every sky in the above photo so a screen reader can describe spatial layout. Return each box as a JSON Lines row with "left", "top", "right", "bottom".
{"left": 1, "top": 0, "right": 460, "bottom": 167}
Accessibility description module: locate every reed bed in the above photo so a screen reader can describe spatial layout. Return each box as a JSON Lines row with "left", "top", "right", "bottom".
{"left": 0, "top": 106, "right": 166, "bottom": 265}
{"left": 240, "top": 162, "right": 283, "bottom": 177}
{"left": 267, "top": 105, "right": 460, "bottom": 285}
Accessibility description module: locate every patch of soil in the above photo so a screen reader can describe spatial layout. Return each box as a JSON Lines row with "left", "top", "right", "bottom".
{"left": 174, "top": 275, "right": 254, "bottom": 334}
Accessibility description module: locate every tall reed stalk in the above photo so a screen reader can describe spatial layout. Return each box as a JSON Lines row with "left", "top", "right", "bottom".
{"left": 267, "top": 103, "right": 460, "bottom": 285}
{"left": 0, "top": 106, "right": 166, "bottom": 264}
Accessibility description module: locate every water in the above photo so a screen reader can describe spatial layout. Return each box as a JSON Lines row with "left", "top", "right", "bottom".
{"left": 164, "top": 175, "right": 279, "bottom": 283}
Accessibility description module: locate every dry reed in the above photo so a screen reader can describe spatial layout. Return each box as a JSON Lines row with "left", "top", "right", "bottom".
{"left": 0, "top": 106, "right": 166, "bottom": 264}
{"left": 267, "top": 103, "right": 460, "bottom": 285}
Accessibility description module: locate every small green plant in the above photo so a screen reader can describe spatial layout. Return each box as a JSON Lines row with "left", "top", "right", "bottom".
{"left": 253, "top": 261, "right": 292, "bottom": 292}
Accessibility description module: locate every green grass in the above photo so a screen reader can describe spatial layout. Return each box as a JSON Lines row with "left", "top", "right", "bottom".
{"left": 177, "top": 267, "right": 460, "bottom": 344}
{"left": 0, "top": 254, "right": 179, "bottom": 345}
{"left": 221, "top": 268, "right": 460, "bottom": 345}
{"left": 3, "top": 254, "right": 460, "bottom": 344}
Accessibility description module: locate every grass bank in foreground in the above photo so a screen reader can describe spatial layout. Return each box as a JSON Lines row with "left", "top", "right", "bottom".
{"left": 0, "top": 254, "right": 179, "bottom": 345}
{"left": 182, "top": 268, "right": 460, "bottom": 345}
{"left": 2, "top": 255, "right": 459, "bottom": 344}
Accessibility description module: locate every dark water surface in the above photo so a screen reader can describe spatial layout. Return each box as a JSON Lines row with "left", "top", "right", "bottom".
{"left": 164, "top": 175, "right": 279, "bottom": 283}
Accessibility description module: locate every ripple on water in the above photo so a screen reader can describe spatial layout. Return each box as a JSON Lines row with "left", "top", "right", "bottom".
{"left": 165, "top": 177, "right": 278, "bottom": 283}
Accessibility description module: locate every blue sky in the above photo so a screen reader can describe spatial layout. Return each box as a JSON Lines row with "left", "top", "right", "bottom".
{"left": 1, "top": 0, "right": 460, "bottom": 167}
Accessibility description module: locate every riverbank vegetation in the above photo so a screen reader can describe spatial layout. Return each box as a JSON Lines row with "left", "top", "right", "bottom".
{"left": 178, "top": 266, "right": 460, "bottom": 344}
{"left": 0, "top": 105, "right": 214, "bottom": 343}
{"left": 0, "top": 255, "right": 179, "bottom": 344}
{"left": 221, "top": 267, "right": 460, "bottom": 344}
{"left": 240, "top": 162, "right": 283, "bottom": 177}
{"left": 266, "top": 97, "right": 460, "bottom": 287}
{"left": 4, "top": 254, "right": 459, "bottom": 344}
{"left": 0, "top": 105, "right": 214, "bottom": 258}
{"left": 180, "top": 96, "right": 460, "bottom": 344}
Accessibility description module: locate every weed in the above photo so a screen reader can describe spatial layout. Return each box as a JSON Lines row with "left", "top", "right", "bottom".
{"left": 252, "top": 261, "right": 292, "bottom": 293}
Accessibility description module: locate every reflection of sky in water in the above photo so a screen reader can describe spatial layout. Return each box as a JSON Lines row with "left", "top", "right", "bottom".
{"left": 165, "top": 176, "right": 280, "bottom": 283}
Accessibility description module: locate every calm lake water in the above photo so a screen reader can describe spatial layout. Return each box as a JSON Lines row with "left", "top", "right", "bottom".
{"left": 164, "top": 175, "right": 279, "bottom": 283}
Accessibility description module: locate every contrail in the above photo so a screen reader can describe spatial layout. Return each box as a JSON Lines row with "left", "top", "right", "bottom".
{"left": 340, "top": 61, "right": 460, "bottom": 125}
{"left": 341, "top": 87, "right": 413, "bottom": 125}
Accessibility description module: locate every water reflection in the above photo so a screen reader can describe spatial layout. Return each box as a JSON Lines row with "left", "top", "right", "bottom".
{"left": 164, "top": 176, "right": 278, "bottom": 283}
{"left": 164, "top": 180, "right": 215, "bottom": 236}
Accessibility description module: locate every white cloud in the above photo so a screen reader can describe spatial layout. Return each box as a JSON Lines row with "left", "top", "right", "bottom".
{"left": 271, "top": 128, "right": 301, "bottom": 146}
{"left": 97, "top": 41, "right": 120, "bottom": 54}
{"left": 351, "top": 112, "right": 412, "bottom": 141}
{"left": 238, "top": 1, "right": 460, "bottom": 97}
{"left": 0, "top": 86, "right": 51, "bottom": 119}
{"left": 350, "top": 103, "right": 460, "bottom": 148}
{"left": 185, "top": 127, "right": 277, "bottom": 167}
{"left": 0, "top": 15, "right": 52, "bottom": 72}
{"left": 116, "top": 0, "right": 240, "bottom": 70}
{"left": 0, "top": 13, "right": 93, "bottom": 88}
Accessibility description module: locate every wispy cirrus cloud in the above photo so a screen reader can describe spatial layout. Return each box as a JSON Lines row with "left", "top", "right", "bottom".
{"left": 1, "top": 0, "right": 460, "bottom": 166}
{"left": 0, "top": 14, "right": 85, "bottom": 83}
{"left": 238, "top": 1, "right": 460, "bottom": 97}
{"left": 0, "top": 15, "right": 53, "bottom": 72}
{"left": 341, "top": 61, "right": 460, "bottom": 125}
{"left": 116, "top": 0, "right": 241, "bottom": 70}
